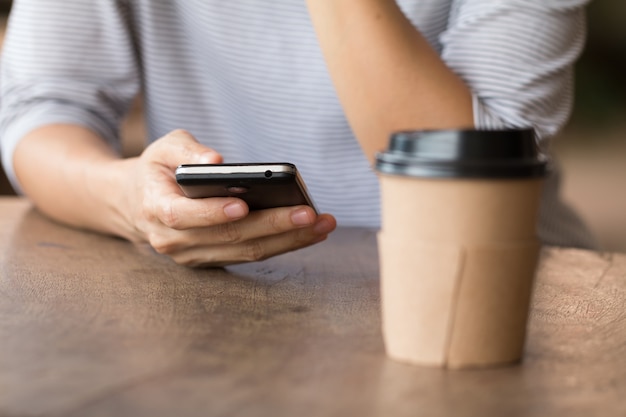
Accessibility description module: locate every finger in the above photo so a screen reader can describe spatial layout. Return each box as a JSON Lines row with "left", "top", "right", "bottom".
{"left": 146, "top": 129, "right": 223, "bottom": 169}
{"left": 176, "top": 205, "right": 320, "bottom": 244}
{"left": 237, "top": 205, "right": 320, "bottom": 238}
{"left": 154, "top": 194, "right": 250, "bottom": 230}
{"left": 171, "top": 216, "right": 336, "bottom": 267}
{"left": 172, "top": 204, "right": 335, "bottom": 244}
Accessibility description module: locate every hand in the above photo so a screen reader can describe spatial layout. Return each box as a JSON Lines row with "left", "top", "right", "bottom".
{"left": 122, "top": 129, "right": 337, "bottom": 267}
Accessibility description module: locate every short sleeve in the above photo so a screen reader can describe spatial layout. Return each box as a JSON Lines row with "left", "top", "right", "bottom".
{"left": 440, "top": 0, "right": 589, "bottom": 144}
{"left": 0, "top": 0, "right": 140, "bottom": 192}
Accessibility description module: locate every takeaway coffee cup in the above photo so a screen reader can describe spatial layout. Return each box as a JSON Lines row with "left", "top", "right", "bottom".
{"left": 375, "top": 128, "right": 548, "bottom": 369}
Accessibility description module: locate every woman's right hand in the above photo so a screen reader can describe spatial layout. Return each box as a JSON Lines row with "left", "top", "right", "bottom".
{"left": 118, "top": 129, "right": 337, "bottom": 267}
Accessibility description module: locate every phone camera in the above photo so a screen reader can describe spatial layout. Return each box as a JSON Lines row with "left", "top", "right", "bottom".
{"left": 264, "top": 170, "right": 273, "bottom": 178}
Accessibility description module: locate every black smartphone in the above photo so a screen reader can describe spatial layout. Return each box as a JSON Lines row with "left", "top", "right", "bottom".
{"left": 175, "top": 163, "right": 317, "bottom": 212}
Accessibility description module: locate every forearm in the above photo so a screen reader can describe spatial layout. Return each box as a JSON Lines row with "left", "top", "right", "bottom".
{"left": 306, "top": 0, "right": 474, "bottom": 162}
{"left": 13, "top": 125, "right": 137, "bottom": 240}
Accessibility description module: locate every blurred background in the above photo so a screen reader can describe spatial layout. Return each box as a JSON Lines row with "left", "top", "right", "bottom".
{"left": 551, "top": 1, "right": 626, "bottom": 253}
{"left": 0, "top": 1, "right": 624, "bottom": 252}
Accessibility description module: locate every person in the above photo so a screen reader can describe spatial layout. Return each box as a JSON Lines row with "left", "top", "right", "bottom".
{"left": 0, "top": 0, "right": 597, "bottom": 267}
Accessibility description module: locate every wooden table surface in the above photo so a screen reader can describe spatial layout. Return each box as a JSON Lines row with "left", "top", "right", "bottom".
{"left": 1, "top": 197, "right": 625, "bottom": 417}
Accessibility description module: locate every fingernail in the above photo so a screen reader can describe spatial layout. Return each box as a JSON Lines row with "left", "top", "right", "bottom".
{"left": 313, "top": 218, "right": 334, "bottom": 234}
{"left": 224, "top": 202, "right": 247, "bottom": 219}
{"left": 291, "top": 208, "right": 314, "bottom": 226}
{"left": 196, "top": 152, "right": 216, "bottom": 164}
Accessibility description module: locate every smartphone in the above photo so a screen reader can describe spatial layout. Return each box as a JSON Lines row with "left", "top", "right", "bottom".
{"left": 175, "top": 163, "right": 317, "bottom": 212}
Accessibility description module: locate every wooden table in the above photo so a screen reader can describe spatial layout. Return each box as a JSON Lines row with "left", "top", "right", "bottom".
{"left": 1, "top": 197, "right": 625, "bottom": 417}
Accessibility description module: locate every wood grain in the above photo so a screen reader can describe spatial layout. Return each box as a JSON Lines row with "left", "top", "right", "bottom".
{"left": 1, "top": 197, "right": 625, "bottom": 417}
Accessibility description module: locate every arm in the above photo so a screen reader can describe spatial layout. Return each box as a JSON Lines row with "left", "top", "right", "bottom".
{"left": 307, "top": 0, "right": 589, "bottom": 160}
{"left": 11, "top": 125, "right": 224, "bottom": 242}
{"left": 1, "top": 2, "right": 335, "bottom": 267}
{"left": 306, "top": 0, "right": 474, "bottom": 163}
{"left": 13, "top": 125, "right": 134, "bottom": 239}
{"left": 11, "top": 126, "right": 336, "bottom": 268}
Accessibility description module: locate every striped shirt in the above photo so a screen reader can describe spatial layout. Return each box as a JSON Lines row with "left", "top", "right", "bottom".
{"left": 0, "top": 0, "right": 597, "bottom": 248}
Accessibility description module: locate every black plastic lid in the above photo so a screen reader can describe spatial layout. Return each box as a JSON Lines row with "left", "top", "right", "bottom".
{"left": 375, "top": 128, "right": 548, "bottom": 179}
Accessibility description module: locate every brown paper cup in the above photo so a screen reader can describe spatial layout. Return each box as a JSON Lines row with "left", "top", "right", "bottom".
{"left": 378, "top": 234, "right": 461, "bottom": 366}
{"left": 377, "top": 175, "right": 544, "bottom": 369}
{"left": 375, "top": 128, "right": 547, "bottom": 369}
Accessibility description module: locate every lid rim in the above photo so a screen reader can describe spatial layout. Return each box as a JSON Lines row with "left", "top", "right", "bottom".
{"left": 376, "top": 164, "right": 548, "bottom": 179}
{"left": 375, "top": 128, "right": 548, "bottom": 179}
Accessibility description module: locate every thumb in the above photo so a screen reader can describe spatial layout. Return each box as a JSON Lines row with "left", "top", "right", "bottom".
{"left": 147, "top": 129, "right": 223, "bottom": 169}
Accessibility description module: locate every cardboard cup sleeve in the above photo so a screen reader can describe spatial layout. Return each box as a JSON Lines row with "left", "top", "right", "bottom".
{"left": 378, "top": 233, "right": 540, "bottom": 369}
